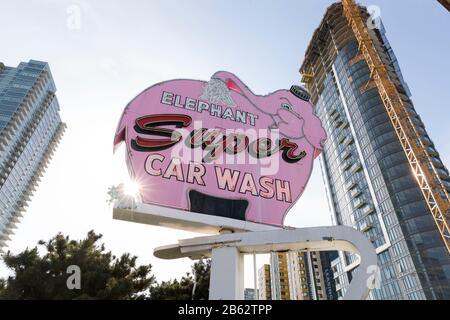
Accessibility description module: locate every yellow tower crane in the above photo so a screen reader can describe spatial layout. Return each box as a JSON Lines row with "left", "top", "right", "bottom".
{"left": 341, "top": 0, "right": 450, "bottom": 252}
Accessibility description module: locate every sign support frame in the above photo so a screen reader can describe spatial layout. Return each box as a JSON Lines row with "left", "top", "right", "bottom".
{"left": 154, "top": 225, "right": 378, "bottom": 300}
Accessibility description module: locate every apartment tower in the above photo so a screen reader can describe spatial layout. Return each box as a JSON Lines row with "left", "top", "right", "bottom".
{"left": 0, "top": 60, "right": 65, "bottom": 251}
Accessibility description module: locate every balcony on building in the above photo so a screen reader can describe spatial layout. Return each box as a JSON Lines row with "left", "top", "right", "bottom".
{"left": 339, "top": 120, "right": 349, "bottom": 130}
{"left": 342, "top": 136, "right": 354, "bottom": 147}
{"left": 349, "top": 187, "right": 362, "bottom": 199}
{"left": 362, "top": 204, "right": 375, "bottom": 216}
{"left": 350, "top": 161, "right": 362, "bottom": 174}
{"left": 341, "top": 150, "right": 352, "bottom": 161}
{"left": 353, "top": 196, "right": 366, "bottom": 209}
{"left": 331, "top": 113, "right": 343, "bottom": 128}
{"left": 341, "top": 159, "right": 352, "bottom": 172}
{"left": 442, "top": 179, "right": 450, "bottom": 193}
{"left": 430, "top": 156, "right": 444, "bottom": 169}
{"left": 338, "top": 133, "right": 347, "bottom": 144}
{"left": 426, "top": 146, "right": 439, "bottom": 157}
{"left": 346, "top": 180, "right": 357, "bottom": 190}
{"left": 420, "top": 135, "right": 434, "bottom": 147}
{"left": 328, "top": 106, "right": 338, "bottom": 117}
{"left": 436, "top": 168, "right": 450, "bottom": 180}
{"left": 359, "top": 218, "right": 374, "bottom": 233}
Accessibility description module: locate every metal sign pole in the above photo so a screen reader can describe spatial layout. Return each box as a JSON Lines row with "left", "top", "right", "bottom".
{"left": 209, "top": 246, "right": 244, "bottom": 300}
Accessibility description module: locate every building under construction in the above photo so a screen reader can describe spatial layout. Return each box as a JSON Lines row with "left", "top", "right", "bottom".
{"left": 300, "top": 1, "right": 449, "bottom": 299}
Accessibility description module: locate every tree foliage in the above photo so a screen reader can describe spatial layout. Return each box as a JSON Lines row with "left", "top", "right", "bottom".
{"left": 149, "top": 258, "right": 210, "bottom": 300}
{"left": 0, "top": 231, "right": 154, "bottom": 299}
{"left": 0, "top": 230, "right": 211, "bottom": 300}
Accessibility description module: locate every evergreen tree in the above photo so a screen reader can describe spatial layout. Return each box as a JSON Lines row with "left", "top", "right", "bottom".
{"left": 0, "top": 231, "right": 154, "bottom": 299}
{"left": 149, "top": 258, "right": 211, "bottom": 300}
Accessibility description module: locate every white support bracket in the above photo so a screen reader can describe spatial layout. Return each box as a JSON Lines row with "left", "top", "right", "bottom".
{"left": 154, "top": 225, "right": 378, "bottom": 300}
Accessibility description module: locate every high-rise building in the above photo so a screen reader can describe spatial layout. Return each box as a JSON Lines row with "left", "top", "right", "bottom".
{"left": 258, "top": 264, "right": 272, "bottom": 300}
{"left": 319, "top": 251, "right": 339, "bottom": 300}
{"left": 0, "top": 60, "right": 65, "bottom": 251}
{"left": 285, "top": 251, "right": 310, "bottom": 300}
{"left": 300, "top": 1, "right": 449, "bottom": 300}
{"left": 266, "top": 251, "right": 338, "bottom": 300}
{"left": 244, "top": 288, "right": 256, "bottom": 300}
{"left": 270, "top": 252, "right": 291, "bottom": 300}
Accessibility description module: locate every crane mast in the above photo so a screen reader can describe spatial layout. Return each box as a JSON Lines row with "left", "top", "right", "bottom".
{"left": 339, "top": 0, "right": 450, "bottom": 252}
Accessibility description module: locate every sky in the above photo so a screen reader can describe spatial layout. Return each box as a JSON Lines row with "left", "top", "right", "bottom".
{"left": 0, "top": 0, "right": 449, "bottom": 290}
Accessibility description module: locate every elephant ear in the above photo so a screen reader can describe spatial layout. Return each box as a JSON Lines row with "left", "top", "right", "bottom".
{"left": 211, "top": 71, "right": 252, "bottom": 98}
{"left": 226, "top": 79, "right": 242, "bottom": 94}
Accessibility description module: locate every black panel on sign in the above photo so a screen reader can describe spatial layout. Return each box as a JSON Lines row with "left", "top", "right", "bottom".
{"left": 188, "top": 190, "right": 248, "bottom": 221}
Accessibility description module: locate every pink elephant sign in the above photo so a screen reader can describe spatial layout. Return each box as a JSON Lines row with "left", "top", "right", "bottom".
{"left": 114, "top": 71, "right": 326, "bottom": 227}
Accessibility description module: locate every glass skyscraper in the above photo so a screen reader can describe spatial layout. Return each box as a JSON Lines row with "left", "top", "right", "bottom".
{"left": 0, "top": 60, "right": 65, "bottom": 252}
{"left": 300, "top": 2, "right": 449, "bottom": 299}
